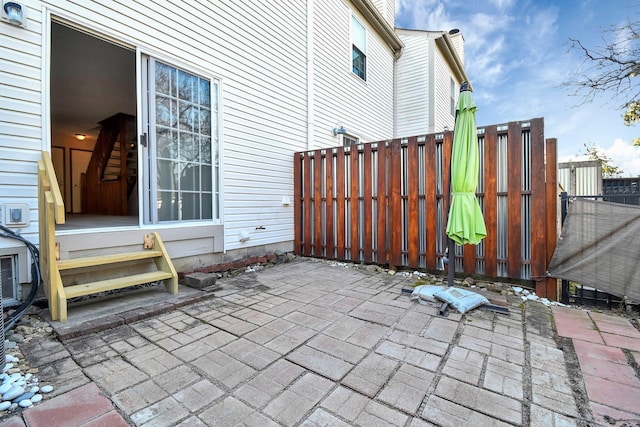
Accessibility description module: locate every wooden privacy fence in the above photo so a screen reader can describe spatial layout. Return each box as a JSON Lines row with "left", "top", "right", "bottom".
{"left": 294, "top": 118, "right": 559, "bottom": 298}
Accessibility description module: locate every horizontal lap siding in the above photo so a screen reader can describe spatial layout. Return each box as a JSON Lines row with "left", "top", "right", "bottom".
{"left": 370, "top": 0, "right": 395, "bottom": 26}
{"left": 433, "top": 51, "right": 455, "bottom": 135}
{"left": 0, "top": 6, "right": 44, "bottom": 244}
{"left": 395, "top": 35, "right": 430, "bottom": 138}
{"left": 3, "top": 1, "right": 308, "bottom": 252}
{"left": 312, "top": 0, "right": 394, "bottom": 148}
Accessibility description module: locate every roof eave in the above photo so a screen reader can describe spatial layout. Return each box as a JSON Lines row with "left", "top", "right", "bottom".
{"left": 435, "top": 32, "right": 472, "bottom": 91}
{"left": 351, "top": 0, "right": 404, "bottom": 57}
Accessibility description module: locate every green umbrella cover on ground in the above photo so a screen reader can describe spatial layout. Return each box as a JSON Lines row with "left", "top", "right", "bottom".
{"left": 446, "top": 89, "right": 486, "bottom": 245}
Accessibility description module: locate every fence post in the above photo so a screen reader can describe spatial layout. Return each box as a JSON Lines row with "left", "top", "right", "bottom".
{"left": 560, "top": 191, "right": 570, "bottom": 304}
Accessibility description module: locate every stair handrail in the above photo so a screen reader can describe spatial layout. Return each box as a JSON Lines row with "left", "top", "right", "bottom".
{"left": 38, "top": 151, "right": 65, "bottom": 224}
{"left": 38, "top": 151, "right": 65, "bottom": 320}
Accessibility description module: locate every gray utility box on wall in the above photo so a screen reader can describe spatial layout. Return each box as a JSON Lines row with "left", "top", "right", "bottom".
{"left": 1, "top": 203, "right": 30, "bottom": 228}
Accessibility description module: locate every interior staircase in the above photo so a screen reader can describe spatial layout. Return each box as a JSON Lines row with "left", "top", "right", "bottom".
{"left": 102, "top": 119, "right": 137, "bottom": 197}
{"left": 82, "top": 113, "right": 137, "bottom": 215}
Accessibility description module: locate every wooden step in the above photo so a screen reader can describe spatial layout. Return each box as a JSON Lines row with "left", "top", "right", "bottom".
{"left": 51, "top": 232, "right": 178, "bottom": 322}
{"left": 57, "top": 250, "right": 163, "bottom": 270}
{"left": 63, "top": 270, "right": 174, "bottom": 299}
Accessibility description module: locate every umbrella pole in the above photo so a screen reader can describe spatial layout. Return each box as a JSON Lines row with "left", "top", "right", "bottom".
{"left": 446, "top": 101, "right": 458, "bottom": 288}
{"left": 446, "top": 176, "right": 455, "bottom": 287}
{"left": 447, "top": 236, "right": 455, "bottom": 287}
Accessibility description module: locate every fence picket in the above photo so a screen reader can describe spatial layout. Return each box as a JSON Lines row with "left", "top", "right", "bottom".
{"left": 377, "top": 143, "right": 387, "bottom": 264}
{"left": 507, "top": 122, "right": 523, "bottom": 278}
{"left": 407, "top": 137, "right": 420, "bottom": 268}
{"left": 325, "top": 150, "right": 334, "bottom": 259}
{"left": 336, "top": 147, "right": 346, "bottom": 260}
{"left": 483, "top": 126, "right": 498, "bottom": 277}
{"left": 350, "top": 148, "right": 359, "bottom": 261}
{"left": 314, "top": 149, "right": 323, "bottom": 257}
{"left": 363, "top": 144, "right": 373, "bottom": 263}
{"left": 424, "top": 134, "right": 437, "bottom": 270}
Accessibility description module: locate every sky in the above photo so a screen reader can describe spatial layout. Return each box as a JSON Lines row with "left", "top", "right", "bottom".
{"left": 395, "top": 0, "right": 640, "bottom": 176}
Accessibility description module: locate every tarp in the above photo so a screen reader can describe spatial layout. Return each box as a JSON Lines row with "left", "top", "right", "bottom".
{"left": 547, "top": 198, "right": 640, "bottom": 301}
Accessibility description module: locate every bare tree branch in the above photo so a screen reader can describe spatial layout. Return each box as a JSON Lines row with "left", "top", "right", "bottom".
{"left": 567, "top": 19, "right": 640, "bottom": 110}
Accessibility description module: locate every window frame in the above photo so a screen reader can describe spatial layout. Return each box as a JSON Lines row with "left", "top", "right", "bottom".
{"left": 142, "top": 55, "right": 222, "bottom": 224}
{"left": 342, "top": 133, "right": 360, "bottom": 147}
{"left": 351, "top": 15, "right": 367, "bottom": 81}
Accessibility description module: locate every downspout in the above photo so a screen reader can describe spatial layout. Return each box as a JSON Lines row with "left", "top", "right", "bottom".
{"left": 393, "top": 49, "right": 397, "bottom": 138}
{"left": 428, "top": 36, "right": 435, "bottom": 134}
{"left": 307, "top": 0, "right": 314, "bottom": 151}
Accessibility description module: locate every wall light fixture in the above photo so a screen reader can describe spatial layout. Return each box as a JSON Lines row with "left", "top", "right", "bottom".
{"left": 333, "top": 126, "right": 346, "bottom": 136}
{"left": 3, "top": 2, "right": 27, "bottom": 27}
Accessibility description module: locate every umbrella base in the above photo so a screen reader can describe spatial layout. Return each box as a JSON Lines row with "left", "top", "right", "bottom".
{"left": 438, "top": 302, "right": 450, "bottom": 317}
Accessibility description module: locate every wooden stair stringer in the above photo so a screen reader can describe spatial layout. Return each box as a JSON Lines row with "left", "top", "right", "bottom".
{"left": 54, "top": 232, "right": 178, "bottom": 322}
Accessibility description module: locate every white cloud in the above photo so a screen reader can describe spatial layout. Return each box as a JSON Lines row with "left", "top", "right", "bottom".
{"left": 487, "top": 0, "right": 516, "bottom": 11}
{"left": 395, "top": 0, "right": 445, "bottom": 30}
{"left": 394, "top": 0, "right": 640, "bottom": 176}
{"left": 603, "top": 139, "right": 640, "bottom": 176}
{"left": 559, "top": 139, "right": 640, "bottom": 177}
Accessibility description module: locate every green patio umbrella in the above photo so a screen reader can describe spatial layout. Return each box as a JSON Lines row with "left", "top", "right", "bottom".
{"left": 445, "top": 83, "right": 486, "bottom": 284}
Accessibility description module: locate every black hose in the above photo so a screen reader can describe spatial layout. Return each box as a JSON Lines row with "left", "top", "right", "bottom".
{"left": 0, "top": 224, "right": 41, "bottom": 333}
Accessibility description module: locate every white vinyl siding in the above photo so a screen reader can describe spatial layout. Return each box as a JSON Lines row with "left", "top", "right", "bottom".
{"left": 370, "top": 0, "right": 395, "bottom": 27}
{"left": 394, "top": 33, "right": 430, "bottom": 137}
{"left": 449, "top": 32, "right": 465, "bottom": 65}
{"left": 1, "top": 0, "right": 401, "bottom": 264}
{"left": 395, "top": 29, "right": 461, "bottom": 138}
{"left": 0, "top": 6, "right": 44, "bottom": 286}
{"left": 312, "top": 0, "right": 394, "bottom": 149}
{"left": 1, "top": 1, "right": 308, "bottom": 253}
{"left": 434, "top": 48, "right": 456, "bottom": 135}
{"left": 0, "top": 6, "right": 44, "bottom": 250}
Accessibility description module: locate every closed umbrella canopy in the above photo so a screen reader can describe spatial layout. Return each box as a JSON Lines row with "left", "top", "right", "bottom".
{"left": 446, "top": 88, "right": 486, "bottom": 245}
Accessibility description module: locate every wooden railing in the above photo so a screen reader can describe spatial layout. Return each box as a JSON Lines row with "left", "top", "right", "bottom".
{"left": 294, "top": 118, "right": 560, "bottom": 298}
{"left": 38, "top": 151, "right": 66, "bottom": 320}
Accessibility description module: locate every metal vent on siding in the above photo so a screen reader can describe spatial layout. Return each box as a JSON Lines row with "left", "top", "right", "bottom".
{"left": 0, "top": 256, "right": 13, "bottom": 371}
{"left": 1, "top": 256, "right": 16, "bottom": 303}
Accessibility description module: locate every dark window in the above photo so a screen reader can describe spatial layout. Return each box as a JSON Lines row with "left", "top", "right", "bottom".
{"left": 351, "top": 16, "right": 366, "bottom": 81}
{"left": 343, "top": 134, "right": 359, "bottom": 147}
{"left": 352, "top": 46, "right": 366, "bottom": 80}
